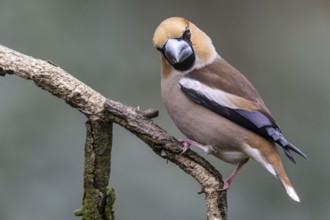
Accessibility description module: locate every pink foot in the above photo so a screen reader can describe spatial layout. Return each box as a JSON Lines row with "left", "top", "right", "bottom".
{"left": 221, "top": 179, "right": 231, "bottom": 191}
{"left": 180, "top": 138, "right": 214, "bottom": 154}
{"left": 220, "top": 159, "right": 249, "bottom": 191}
{"left": 181, "top": 141, "right": 191, "bottom": 154}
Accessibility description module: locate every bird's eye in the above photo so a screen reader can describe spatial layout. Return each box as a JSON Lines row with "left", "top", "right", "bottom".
{"left": 182, "top": 27, "right": 191, "bottom": 41}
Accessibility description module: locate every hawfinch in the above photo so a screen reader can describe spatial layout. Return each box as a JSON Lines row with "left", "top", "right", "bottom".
{"left": 153, "top": 17, "right": 307, "bottom": 202}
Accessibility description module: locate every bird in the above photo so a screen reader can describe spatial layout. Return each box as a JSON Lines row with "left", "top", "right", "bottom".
{"left": 152, "top": 17, "right": 307, "bottom": 202}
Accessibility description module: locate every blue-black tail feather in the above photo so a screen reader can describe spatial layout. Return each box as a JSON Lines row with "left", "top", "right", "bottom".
{"left": 266, "top": 127, "right": 308, "bottom": 163}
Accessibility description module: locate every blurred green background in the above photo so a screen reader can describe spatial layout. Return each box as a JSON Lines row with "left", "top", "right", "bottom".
{"left": 0, "top": 0, "right": 329, "bottom": 219}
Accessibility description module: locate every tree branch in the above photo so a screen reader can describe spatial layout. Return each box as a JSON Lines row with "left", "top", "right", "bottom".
{"left": 0, "top": 44, "right": 227, "bottom": 220}
{"left": 77, "top": 120, "right": 115, "bottom": 220}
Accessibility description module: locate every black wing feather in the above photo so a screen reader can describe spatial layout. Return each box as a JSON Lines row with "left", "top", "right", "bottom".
{"left": 180, "top": 84, "right": 307, "bottom": 163}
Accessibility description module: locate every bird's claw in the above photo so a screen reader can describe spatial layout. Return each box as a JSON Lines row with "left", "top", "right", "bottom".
{"left": 180, "top": 140, "right": 191, "bottom": 154}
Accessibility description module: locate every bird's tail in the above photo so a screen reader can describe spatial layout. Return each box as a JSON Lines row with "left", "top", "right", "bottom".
{"left": 264, "top": 155, "right": 300, "bottom": 202}
{"left": 245, "top": 141, "right": 301, "bottom": 202}
{"left": 266, "top": 152, "right": 300, "bottom": 202}
{"left": 275, "top": 167, "right": 300, "bottom": 202}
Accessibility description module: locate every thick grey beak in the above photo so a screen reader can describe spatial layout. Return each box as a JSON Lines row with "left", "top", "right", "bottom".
{"left": 164, "top": 38, "right": 193, "bottom": 65}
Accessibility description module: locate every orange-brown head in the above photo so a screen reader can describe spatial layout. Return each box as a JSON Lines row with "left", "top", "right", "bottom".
{"left": 153, "top": 17, "right": 217, "bottom": 75}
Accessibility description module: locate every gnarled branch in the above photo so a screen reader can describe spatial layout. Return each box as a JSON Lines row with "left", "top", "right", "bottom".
{"left": 0, "top": 44, "right": 227, "bottom": 220}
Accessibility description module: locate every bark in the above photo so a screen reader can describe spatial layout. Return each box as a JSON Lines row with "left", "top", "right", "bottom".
{"left": 0, "top": 44, "right": 228, "bottom": 220}
{"left": 79, "top": 120, "right": 115, "bottom": 220}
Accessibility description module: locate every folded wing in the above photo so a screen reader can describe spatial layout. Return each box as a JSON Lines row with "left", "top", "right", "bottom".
{"left": 179, "top": 77, "right": 307, "bottom": 163}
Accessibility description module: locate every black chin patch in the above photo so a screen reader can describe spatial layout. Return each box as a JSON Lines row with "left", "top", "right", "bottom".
{"left": 172, "top": 52, "right": 195, "bottom": 71}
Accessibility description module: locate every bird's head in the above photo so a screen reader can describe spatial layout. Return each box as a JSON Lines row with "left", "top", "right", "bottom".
{"left": 153, "top": 17, "right": 217, "bottom": 74}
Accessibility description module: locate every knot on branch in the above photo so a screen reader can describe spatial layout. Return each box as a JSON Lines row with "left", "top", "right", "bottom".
{"left": 142, "top": 108, "right": 159, "bottom": 119}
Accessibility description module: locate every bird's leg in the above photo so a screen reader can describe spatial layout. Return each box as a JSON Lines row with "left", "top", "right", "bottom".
{"left": 221, "top": 159, "right": 249, "bottom": 190}
{"left": 180, "top": 138, "right": 213, "bottom": 154}
{"left": 180, "top": 140, "right": 191, "bottom": 154}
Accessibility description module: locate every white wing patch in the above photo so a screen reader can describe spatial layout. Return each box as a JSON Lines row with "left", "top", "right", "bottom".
{"left": 179, "top": 77, "right": 238, "bottom": 109}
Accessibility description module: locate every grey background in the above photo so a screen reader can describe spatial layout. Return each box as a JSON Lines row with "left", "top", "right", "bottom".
{"left": 0, "top": 0, "right": 329, "bottom": 219}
